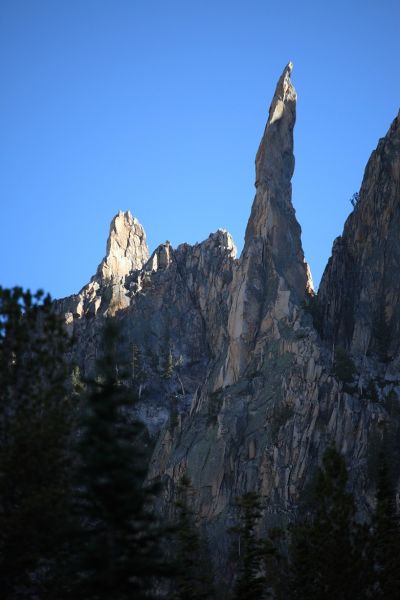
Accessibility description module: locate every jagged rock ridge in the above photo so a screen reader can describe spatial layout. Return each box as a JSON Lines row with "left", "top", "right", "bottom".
{"left": 56, "top": 64, "right": 400, "bottom": 591}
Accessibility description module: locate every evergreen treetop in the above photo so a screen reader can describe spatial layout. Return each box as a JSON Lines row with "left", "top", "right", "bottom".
{"left": 288, "top": 446, "right": 367, "bottom": 600}
{"left": 0, "top": 287, "right": 73, "bottom": 598}
{"left": 72, "top": 319, "right": 167, "bottom": 600}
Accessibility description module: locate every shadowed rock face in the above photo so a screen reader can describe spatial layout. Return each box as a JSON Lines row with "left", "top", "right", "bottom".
{"left": 56, "top": 219, "right": 237, "bottom": 431}
{"left": 56, "top": 65, "right": 400, "bottom": 590}
{"left": 318, "top": 113, "right": 400, "bottom": 361}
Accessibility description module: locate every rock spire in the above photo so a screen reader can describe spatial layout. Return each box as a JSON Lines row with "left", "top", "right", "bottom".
{"left": 96, "top": 210, "right": 149, "bottom": 281}
{"left": 243, "top": 61, "right": 310, "bottom": 295}
{"left": 223, "top": 63, "right": 312, "bottom": 384}
{"left": 254, "top": 61, "right": 296, "bottom": 193}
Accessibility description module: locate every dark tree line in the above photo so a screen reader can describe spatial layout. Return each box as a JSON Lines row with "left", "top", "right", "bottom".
{"left": 1, "top": 286, "right": 400, "bottom": 599}
{"left": 0, "top": 287, "right": 74, "bottom": 598}
{"left": 69, "top": 321, "right": 168, "bottom": 599}
{"left": 0, "top": 289, "right": 168, "bottom": 599}
{"left": 230, "top": 446, "right": 400, "bottom": 600}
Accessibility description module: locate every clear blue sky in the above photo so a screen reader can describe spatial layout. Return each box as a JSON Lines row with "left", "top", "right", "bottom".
{"left": 1, "top": 0, "right": 399, "bottom": 298}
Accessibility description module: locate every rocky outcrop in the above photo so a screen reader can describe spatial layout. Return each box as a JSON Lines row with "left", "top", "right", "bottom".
{"left": 56, "top": 210, "right": 149, "bottom": 323}
{"left": 56, "top": 64, "right": 400, "bottom": 592}
{"left": 97, "top": 210, "right": 149, "bottom": 281}
{"left": 318, "top": 112, "right": 400, "bottom": 362}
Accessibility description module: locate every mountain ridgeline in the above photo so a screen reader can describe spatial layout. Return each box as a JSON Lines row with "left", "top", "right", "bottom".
{"left": 56, "top": 63, "right": 400, "bottom": 574}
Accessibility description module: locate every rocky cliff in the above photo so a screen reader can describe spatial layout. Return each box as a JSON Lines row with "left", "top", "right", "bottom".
{"left": 318, "top": 112, "right": 400, "bottom": 362}
{"left": 57, "top": 64, "right": 400, "bottom": 585}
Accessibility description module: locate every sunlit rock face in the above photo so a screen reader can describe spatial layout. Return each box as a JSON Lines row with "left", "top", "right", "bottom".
{"left": 56, "top": 210, "right": 149, "bottom": 322}
{"left": 97, "top": 210, "right": 149, "bottom": 281}
{"left": 56, "top": 64, "right": 400, "bottom": 592}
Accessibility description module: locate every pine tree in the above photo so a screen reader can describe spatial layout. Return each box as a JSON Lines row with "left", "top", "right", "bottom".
{"left": 71, "top": 363, "right": 85, "bottom": 397}
{"left": 371, "top": 450, "right": 400, "bottom": 598}
{"left": 163, "top": 347, "right": 174, "bottom": 379}
{"left": 0, "top": 287, "right": 73, "bottom": 598}
{"left": 132, "top": 343, "right": 146, "bottom": 385}
{"left": 262, "top": 527, "right": 288, "bottom": 600}
{"left": 288, "top": 447, "right": 367, "bottom": 600}
{"left": 232, "top": 492, "right": 274, "bottom": 600}
{"left": 71, "top": 319, "right": 167, "bottom": 599}
{"left": 173, "top": 475, "right": 214, "bottom": 600}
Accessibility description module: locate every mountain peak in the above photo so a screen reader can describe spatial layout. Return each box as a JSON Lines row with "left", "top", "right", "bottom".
{"left": 96, "top": 210, "right": 149, "bottom": 281}
{"left": 242, "top": 62, "right": 309, "bottom": 298}
{"left": 254, "top": 62, "right": 297, "bottom": 191}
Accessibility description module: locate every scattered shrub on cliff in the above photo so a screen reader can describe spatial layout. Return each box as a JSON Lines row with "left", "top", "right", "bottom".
{"left": 350, "top": 192, "right": 359, "bottom": 208}
{"left": 169, "top": 394, "right": 179, "bottom": 430}
{"left": 71, "top": 363, "right": 85, "bottom": 397}
{"left": 372, "top": 304, "right": 391, "bottom": 363}
{"left": 162, "top": 347, "right": 174, "bottom": 379}
{"left": 161, "top": 333, "right": 174, "bottom": 380}
{"left": 207, "top": 388, "right": 224, "bottom": 425}
{"left": 302, "top": 291, "right": 323, "bottom": 336}
{"left": 333, "top": 347, "right": 356, "bottom": 385}
{"left": 365, "top": 379, "right": 379, "bottom": 402}
{"left": 132, "top": 343, "right": 146, "bottom": 384}
{"left": 270, "top": 402, "right": 293, "bottom": 441}
{"left": 383, "top": 389, "right": 400, "bottom": 418}
{"left": 146, "top": 346, "right": 160, "bottom": 372}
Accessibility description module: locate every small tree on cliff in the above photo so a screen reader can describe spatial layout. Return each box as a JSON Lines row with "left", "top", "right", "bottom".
{"left": 162, "top": 347, "right": 174, "bottom": 379}
{"left": 350, "top": 192, "right": 359, "bottom": 208}
{"left": 132, "top": 343, "right": 146, "bottom": 385}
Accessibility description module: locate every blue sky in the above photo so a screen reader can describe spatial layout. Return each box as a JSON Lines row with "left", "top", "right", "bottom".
{"left": 1, "top": 0, "right": 399, "bottom": 298}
